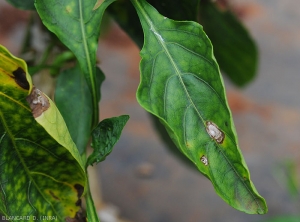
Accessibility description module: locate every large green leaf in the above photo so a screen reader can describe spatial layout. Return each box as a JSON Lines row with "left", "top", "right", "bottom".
{"left": 131, "top": 0, "right": 267, "bottom": 214}
{"left": 0, "top": 45, "right": 86, "bottom": 221}
{"left": 108, "top": 0, "right": 199, "bottom": 48}
{"left": 199, "top": 0, "right": 258, "bottom": 87}
{"left": 55, "top": 65, "right": 105, "bottom": 154}
{"left": 5, "top": 0, "right": 35, "bottom": 10}
{"left": 87, "top": 115, "right": 130, "bottom": 166}
{"left": 35, "top": 0, "right": 116, "bottom": 127}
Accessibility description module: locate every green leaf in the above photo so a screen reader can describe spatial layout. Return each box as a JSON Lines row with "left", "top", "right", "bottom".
{"left": 55, "top": 65, "right": 105, "bottom": 154}
{"left": 87, "top": 115, "right": 130, "bottom": 166}
{"left": 131, "top": 0, "right": 267, "bottom": 214}
{"left": 35, "top": 0, "right": 116, "bottom": 127}
{"left": 108, "top": 0, "right": 199, "bottom": 48}
{"left": 6, "top": 0, "right": 35, "bottom": 10}
{"left": 0, "top": 45, "right": 86, "bottom": 220}
{"left": 199, "top": 0, "right": 258, "bottom": 87}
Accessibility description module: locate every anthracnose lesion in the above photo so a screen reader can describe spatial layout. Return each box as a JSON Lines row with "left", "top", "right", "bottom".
{"left": 74, "top": 184, "right": 84, "bottom": 198}
{"left": 12, "top": 67, "right": 30, "bottom": 90}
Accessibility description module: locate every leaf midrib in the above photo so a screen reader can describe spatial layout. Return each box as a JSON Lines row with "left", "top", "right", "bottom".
{"left": 135, "top": 0, "right": 205, "bottom": 123}
{"left": 78, "top": 0, "right": 98, "bottom": 127}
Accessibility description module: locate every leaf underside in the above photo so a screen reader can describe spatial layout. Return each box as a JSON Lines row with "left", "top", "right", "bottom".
{"left": 55, "top": 65, "right": 105, "bottom": 154}
{"left": 131, "top": 0, "right": 267, "bottom": 214}
{"left": 0, "top": 45, "right": 86, "bottom": 221}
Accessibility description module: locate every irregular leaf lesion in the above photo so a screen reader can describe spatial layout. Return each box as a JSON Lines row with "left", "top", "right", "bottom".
{"left": 206, "top": 121, "right": 225, "bottom": 144}
{"left": 200, "top": 155, "right": 209, "bottom": 166}
{"left": 65, "top": 184, "right": 86, "bottom": 222}
{"left": 49, "top": 190, "right": 60, "bottom": 200}
{"left": 26, "top": 87, "right": 50, "bottom": 118}
{"left": 12, "top": 67, "right": 30, "bottom": 90}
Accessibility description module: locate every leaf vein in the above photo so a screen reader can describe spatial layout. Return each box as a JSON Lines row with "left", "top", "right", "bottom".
{"left": 209, "top": 144, "right": 263, "bottom": 211}
{"left": 166, "top": 42, "right": 216, "bottom": 70}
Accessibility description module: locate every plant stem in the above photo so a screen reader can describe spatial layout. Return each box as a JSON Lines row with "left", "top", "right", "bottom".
{"left": 83, "top": 151, "right": 100, "bottom": 222}
{"left": 86, "top": 175, "right": 100, "bottom": 222}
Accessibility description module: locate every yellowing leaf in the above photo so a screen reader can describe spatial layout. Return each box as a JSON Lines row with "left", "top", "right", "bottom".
{"left": 0, "top": 45, "right": 86, "bottom": 221}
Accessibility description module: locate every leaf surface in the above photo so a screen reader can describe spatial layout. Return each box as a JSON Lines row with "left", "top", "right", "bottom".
{"left": 87, "top": 115, "right": 129, "bottom": 166}
{"left": 0, "top": 45, "right": 86, "bottom": 221}
{"left": 199, "top": 0, "right": 258, "bottom": 87}
{"left": 55, "top": 65, "right": 105, "bottom": 154}
{"left": 35, "top": 0, "right": 116, "bottom": 127}
{"left": 108, "top": 0, "right": 199, "bottom": 48}
{"left": 131, "top": 0, "right": 267, "bottom": 214}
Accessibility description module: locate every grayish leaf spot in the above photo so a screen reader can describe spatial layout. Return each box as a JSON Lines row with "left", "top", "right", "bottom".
{"left": 200, "top": 155, "right": 208, "bottom": 166}
{"left": 26, "top": 87, "right": 49, "bottom": 118}
{"left": 206, "top": 121, "right": 225, "bottom": 144}
{"left": 32, "top": 88, "right": 47, "bottom": 107}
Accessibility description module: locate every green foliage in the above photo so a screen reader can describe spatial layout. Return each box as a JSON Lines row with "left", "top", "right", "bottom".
{"left": 199, "top": 0, "right": 258, "bottom": 86}
{"left": 131, "top": 0, "right": 266, "bottom": 214}
{"left": 2, "top": 0, "right": 267, "bottom": 220}
{"left": 55, "top": 65, "right": 105, "bottom": 154}
{"left": 35, "top": 0, "right": 116, "bottom": 127}
{"left": 108, "top": 0, "right": 199, "bottom": 48}
{"left": 87, "top": 115, "right": 130, "bottom": 166}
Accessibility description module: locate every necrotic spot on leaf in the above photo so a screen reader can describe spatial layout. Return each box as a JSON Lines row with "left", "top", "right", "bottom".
{"left": 26, "top": 87, "right": 50, "bottom": 118}
{"left": 200, "top": 155, "right": 208, "bottom": 166}
{"left": 12, "top": 67, "right": 30, "bottom": 90}
{"left": 66, "top": 184, "right": 86, "bottom": 222}
{"left": 75, "top": 199, "right": 82, "bottom": 207}
{"left": 49, "top": 190, "right": 60, "bottom": 200}
{"left": 74, "top": 184, "right": 84, "bottom": 198}
{"left": 206, "top": 121, "right": 225, "bottom": 144}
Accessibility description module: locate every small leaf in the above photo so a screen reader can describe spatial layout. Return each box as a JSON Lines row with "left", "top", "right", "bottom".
{"left": 131, "top": 0, "right": 267, "bottom": 214}
{"left": 6, "top": 0, "right": 35, "bottom": 10}
{"left": 0, "top": 45, "right": 86, "bottom": 220}
{"left": 35, "top": 0, "right": 116, "bottom": 127}
{"left": 87, "top": 115, "right": 129, "bottom": 166}
{"left": 199, "top": 0, "right": 258, "bottom": 87}
{"left": 55, "top": 65, "right": 105, "bottom": 154}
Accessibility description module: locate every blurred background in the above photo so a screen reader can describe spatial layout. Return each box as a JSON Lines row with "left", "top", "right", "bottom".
{"left": 0, "top": 0, "right": 300, "bottom": 222}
